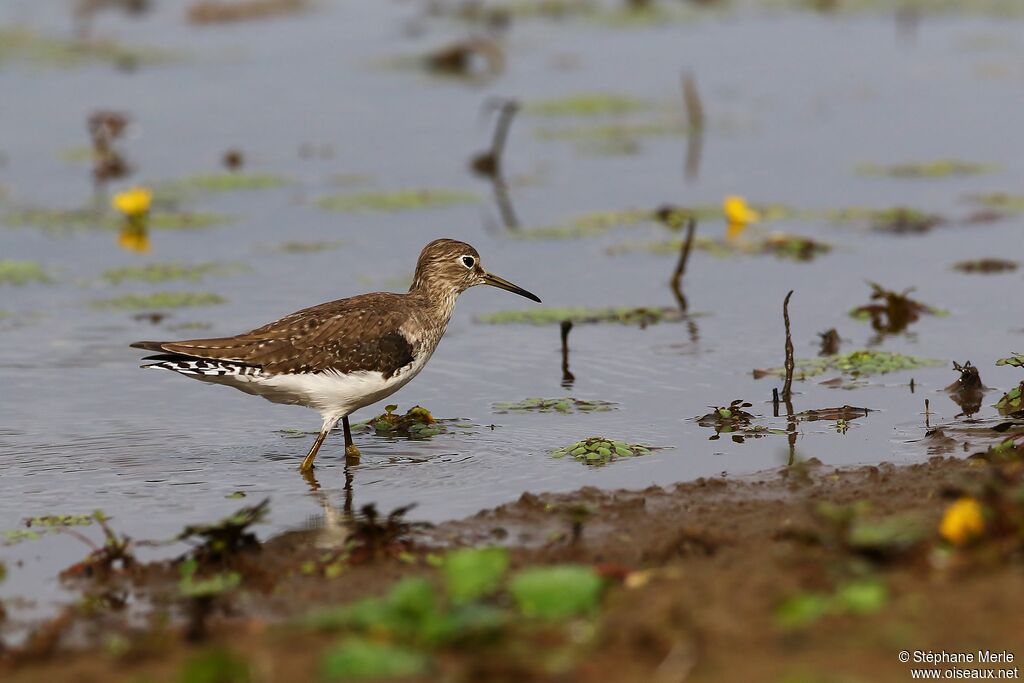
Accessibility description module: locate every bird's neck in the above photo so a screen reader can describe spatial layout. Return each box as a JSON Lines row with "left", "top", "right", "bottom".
{"left": 407, "top": 280, "right": 461, "bottom": 324}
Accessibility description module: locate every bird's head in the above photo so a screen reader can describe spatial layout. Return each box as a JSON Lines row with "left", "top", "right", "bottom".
{"left": 410, "top": 238, "right": 540, "bottom": 303}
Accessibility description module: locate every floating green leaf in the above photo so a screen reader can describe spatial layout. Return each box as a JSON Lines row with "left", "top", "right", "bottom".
{"left": 996, "top": 353, "right": 1024, "bottom": 368}
{"left": 551, "top": 437, "right": 652, "bottom": 465}
{"left": 0, "top": 27, "right": 178, "bottom": 68}
{"left": 509, "top": 565, "right": 603, "bottom": 620}
{"left": 155, "top": 172, "right": 291, "bottom": 201}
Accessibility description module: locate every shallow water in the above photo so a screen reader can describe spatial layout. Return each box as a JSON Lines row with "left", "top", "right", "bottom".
{"left": 2, "top": 1, "right": 1023, "bottom": 621}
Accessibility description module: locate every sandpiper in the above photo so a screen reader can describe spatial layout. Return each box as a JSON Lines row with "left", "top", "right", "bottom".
{"left": 132, "top": 239, "right": 540, "bottom": 472}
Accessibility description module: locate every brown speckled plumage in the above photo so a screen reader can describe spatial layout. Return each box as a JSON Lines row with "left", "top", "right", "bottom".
{"left": 131, "top": 239, "right": 540, "bottom": 473}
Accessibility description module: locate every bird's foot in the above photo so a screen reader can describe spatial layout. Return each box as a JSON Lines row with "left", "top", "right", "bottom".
{"left": 344, "top": 444, "right": 361, "bottom": 460}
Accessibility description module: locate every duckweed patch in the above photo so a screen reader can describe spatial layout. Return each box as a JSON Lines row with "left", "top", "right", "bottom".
{"left": 0, "top": 260, "right": 51, "bottom": 285}
{"left": 477, "top": 306, "right": 682, "bottom": 326}
{"left": 754, "top": 350, "right": 942, "bottom": 380}
{"left": 365, "top": 405, "right": 443, "bottom": 438}
{"left": 100, "top": 262, "right": 246, "bottom": 285}
{"left": 492, "top": 397, "right": 616, "bottom": 414}
{"left": 857, "top": 160, "right": 998, "bottom": 178}
{"left": 551, "top": 437, "right": 652, "bottom": 465}
{"left": 827, "top": 206, "right": 944, "bottom": 234}
{"left": 317, "top": 189, "right": 479, "bottom": 213}
{"left": 0, "top": 27, "right": 178, "bottom": 68}
{"left": 525, "top": 93, "right": 651, "bottom": 117}
{"left": 90, "top": 292, "right": 227, "bottom": 311}
{"left": 696, "top": 400, "right": 783, "bottom": 442}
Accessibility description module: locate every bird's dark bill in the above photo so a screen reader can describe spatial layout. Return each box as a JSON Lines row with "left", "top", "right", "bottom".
{"left": 482, "top": 272, "right": 541, "bottom": 303}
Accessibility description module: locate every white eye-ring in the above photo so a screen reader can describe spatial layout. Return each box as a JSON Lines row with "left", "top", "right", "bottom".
{"left": 460, "top": 255, "right": 476, "bottom": 269}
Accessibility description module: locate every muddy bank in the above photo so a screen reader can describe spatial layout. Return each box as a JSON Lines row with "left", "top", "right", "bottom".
{"left": 3, "top": 450, "right": 1022, "bottom": 683}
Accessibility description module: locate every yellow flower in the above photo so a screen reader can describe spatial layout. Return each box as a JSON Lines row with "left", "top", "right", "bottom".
{"left": 117, "top": 224, "right": 151, "bottom": 253}
{"left": 723, "top": 195, "right": 760, "bottom": 239}
{"left": 939, "top": 497, "right": 985, "bottom": 546}
{"left": 111, "top": 186, "right": 152, "bottom": 217}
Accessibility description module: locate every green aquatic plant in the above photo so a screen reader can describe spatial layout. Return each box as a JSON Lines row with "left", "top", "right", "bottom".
{"left": 525, "top": 93, "right": 651, "bottom": 116}
{"left": 753, "top": 350, "right": 941, "bottom": 380}
{"left": 101, "top": 262, "right": 246, "bottom": 285}
{"left": 509, "top": 565, "right": 603, "bottom": 620}
{"left": 321, "top": 638, "right": 428, "bottom": 680}
{"left": 826, "top": 206, "right": 944, "bottom": 233}
{"left": 0, "top": 27, "right": 178, "bottom": 68}
{"left": 442, "top": 547, "right": 509, "bottom": 603}
{"left": 317, "top": 189, "right": 478, "bottom": 213}
{"left": 995, "top": 355, "right": 1024, "bottom": 414}
{"left": 366, "top": 405, "right": 442, "bottom": 437}
{"left": 492, "top": 397, "right": 616, "bottom": 414}
{"left": 477, "top": 306, "right": 683, "bottom": 326}
{"left": 273, "top": 240, "right": 346, "bottom": 254}
{"left": 178, "top": 559, "right": 241, "bottom": 599}
{"left": 609, "top": 232, "right": 831, "bottom": 262}
{"left": 965, "top": 192, "right": 1024, "bottom": 213}
{"left": 510, "top": 208, "right": 655, "bottom": 240}
{"left": 4, "top": 206, "right": 232, "bottom": 233}
{"left": 775, "top": 579, "right": 888, "bottom": 630}
{"left": 534, "top": 120, "right": 684, "bottom": 155}
{"left": 176, "top": 499, "right": 268, "bottom": 562}
{"left": 154, "top": 172, "right": 292, "bottom": 202}
{"left": 551, "top": 437, "right": 651, "bottom": 465}
{"left": 856, "top": 160, "right": 998, "bottom": 178}
{"left": 90, "top": 292, "right": 226, "bottom": 310}
{"left": 0, "top": 260, "right": 51, "bottom": 285}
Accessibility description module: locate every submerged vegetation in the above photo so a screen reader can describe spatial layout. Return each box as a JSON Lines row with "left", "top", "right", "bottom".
{"left": 492, "top": 397, "right": 616, "bottom": 414}
{"left": 0, "top": 260, "right": 51, "bottom": 285}
{"left": 89, "top": 292, "right": 226, "bottom": 311}
{"left": 477, "top": 306, "right": 683, "bottom": 326}
{"left": 856, "top": 159, "right": 998, "bottom": 178}
{"left": 100, "top": 262, "right": 246, "bottom": 285}
{"left": 316, "top": 189, "right": 479, "bottom": 213}
{"left": 754, "top": 350, "right": 942, "bottom": 380}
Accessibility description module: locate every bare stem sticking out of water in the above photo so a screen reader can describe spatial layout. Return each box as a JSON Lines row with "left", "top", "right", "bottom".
{"left": 670, "top": 218, "right": 697, "bottom": 312}
{"left": 471, "top": 97, "right": 518, "bottom": 178}
{"left": 561, "top": 320, "right": 575, "bottom": 388}
{"left": 682, "top": 72, "right": 705, "bottom": 131}
{"left": 782, "top": 290, "right": 795, "bottom": 403}
{"left": 682, "top": 72, "right": 704, "bottom": 182}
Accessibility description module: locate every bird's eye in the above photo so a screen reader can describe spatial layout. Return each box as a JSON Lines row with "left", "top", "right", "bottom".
{"left": 461, "top": 256, "right": 475, "bottom": 268}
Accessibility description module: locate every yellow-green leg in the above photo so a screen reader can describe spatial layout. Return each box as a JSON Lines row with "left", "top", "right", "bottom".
{"left": 300, "top": 429, "right": 328, "bottom": 473}
{"left": 342, "top": 415, "right": 361, "bottom": 459}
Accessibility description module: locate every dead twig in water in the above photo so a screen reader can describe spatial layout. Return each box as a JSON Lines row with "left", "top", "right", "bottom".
{"left": 669, "top": 218, "right": 697, "bottom": 312}
{"left": 682, "top": 72, "right": 705, "bottom": 182}
{"left": 782, "top": 291, "right": 795, "bottom": 403}
{"left": 471, "top": 97, "right": 518, "bottom": 178}
{"left": 561, "top": 320, "right": 575, "bottom": 388}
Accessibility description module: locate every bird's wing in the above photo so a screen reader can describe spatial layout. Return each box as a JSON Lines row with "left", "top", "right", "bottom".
{"left": 131, "top": 293, "right": 417, "bottom": 378}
